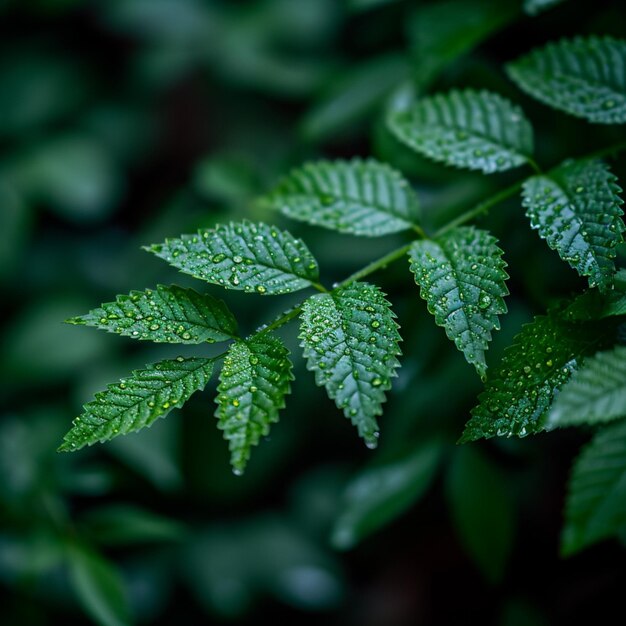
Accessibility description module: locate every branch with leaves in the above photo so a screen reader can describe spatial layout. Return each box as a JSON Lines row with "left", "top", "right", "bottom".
{"left": 62, "top": 33, "right": 626, "bottom": 555}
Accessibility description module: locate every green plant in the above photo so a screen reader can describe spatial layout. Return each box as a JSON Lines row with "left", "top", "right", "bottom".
{"left": 60, "top": 25, "right": 626, "bottom": 560}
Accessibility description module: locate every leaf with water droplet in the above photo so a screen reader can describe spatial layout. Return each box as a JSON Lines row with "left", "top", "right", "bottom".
{"left": 66, "top": 284, "right": 238, "bottom": 344}
{"left": 146, "top": 221, "right": 320, "bottom": 296}
{"left": 387, "top": 89, "right": 534, "bottom": 173}
{"left": 522, "top": 159, "right": 624, "bottom": 292}
{"left": 507, "top": 36, "right": 626, "bottom": 124}
{"left": 260, "top": 158, "right": 421, "bottom": 237}
{"left": 215, "top": 333, "right": 293, "bottom": 474}
{"left": 59, "top": 357, "right": 215, "bottom": 451}
{"left": 460, "top": 308, "right": 619, "bottom": 443}
{"left": 408, "top": 226, "right": 509, "bottom": 378}
{"left": 299, "top": 282, "right": 402, "bottom": 447}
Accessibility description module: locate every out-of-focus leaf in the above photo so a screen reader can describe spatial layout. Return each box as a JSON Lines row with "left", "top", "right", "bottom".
{"left": 0, "top": 180, "right": 31, "bottom": 281}
{"left": 331, "top": 439, "right": 443, "bottom": 549}
{"left": 0, "top": 52, "right": 88, "bottom": 137}
{"left": 445, "top": 447, "right": 515, "bottom": 583}
{"left": 67, "top": 543, "right": 131, "bottom": 626}
{"left": 184, "top": 515, "right": 343, "bottom": 618}
{"left": 11, "top": 135, "right": 124, "bottom": 222}
{"left": 407, "top": 0, "right": 519, "bottom": 86}
{"left": 80, "top": 505, "right": 186, "bottom": 546}
{"left": 193, "top": 154, "right": 261, "bottom": 204}
{"left": 301, "top": 54, "right": 409, "bottom": 142}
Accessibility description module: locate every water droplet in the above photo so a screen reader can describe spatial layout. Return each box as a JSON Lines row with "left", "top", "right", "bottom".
{"left": 478, "top": 294, "right": 492, "bottom": 309}
{"left": 211, "top": 253, "right": 226, "bottom": 263}
{"left": 232, "top": 399, "right": 240, "bottom": 407}
{"left": 233, "top": 255, "right": 243, "bottom": 264}
{"left": 371, "top": 320, "right": 380, "bottom": 329}
{"left": 256, "top": 285, "right": 267, "bottom": 294}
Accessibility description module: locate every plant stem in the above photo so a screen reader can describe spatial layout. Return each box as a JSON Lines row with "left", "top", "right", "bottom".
{"left": 243, "top": 138, "right": 626, "bottom": 343}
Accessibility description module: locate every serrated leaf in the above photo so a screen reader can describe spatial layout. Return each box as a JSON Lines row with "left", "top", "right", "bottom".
{"left": 408, "top": 0, "right": 518, "bottom": 87}
{"left": 215, "top": 333, "right": 293, "bottom": 474}
{"left": 548, "top": 345, "right": 626, "bottom": 428}
{"left": 507, "top": 36, "right": 626, "bottom": 124}
{"left": 445, "top": 447, "right": 515, "bottom": 583}
{"left": 522, "top": 160, "right": 624, "bottom": 291}
{"left": 332, "top": 439, "right": 443, "bottom": 549}
{"left": 460, "top": 311, "right": 618, "bottom": 442}
{"left": 562, "top": 420, "right": 626, "bottom": 555}
{"left": 147, "top": 221, "right": 320, "bottom": 295}
{"left": 524, "top": 0, "right": 569, "bottom": 15}
{"left": 408, "top": 226, "right": 509, "bottom": 378}
{"left": 262, "top": 158, "right": 420, "bottom": 237}
{"left": 59, "top": 357, "right": 214, "bottom": 451}
{"left": 299, "top": 282, "right": 402, "bottom": 447}
{"left": 66, "top": 285, "right": 238, "bottom": 343}
{"left": 387, "top": 89, "right": 534, "bottom": 173}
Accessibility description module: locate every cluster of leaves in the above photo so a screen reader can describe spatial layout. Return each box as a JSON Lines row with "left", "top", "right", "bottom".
{"left": 60, "top": 21, "right": 626, "bottom": 562}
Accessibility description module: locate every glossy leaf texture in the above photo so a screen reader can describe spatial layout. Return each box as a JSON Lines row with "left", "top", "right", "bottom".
{"left": 332, "top": 439, "right": 443, "bottom": 549}
{"left": 262, "top": 158, "right": 421, "bottom": 237}
{"left": 563, "top": 419, "right": 626, "bottom": 555}
{"left": 408, "top": 226, "right": 509, "bottom": 379}
{"left": 66, "top": 285, "right": 238, "bottom": 343}
{"left": 59, "top": 357, "right": 214, "bottom": 451}
{"left": 548, "top": 345, "right": 626, "bottom": 428}
{"left": 215, "top": 333, "right": 293, "bottom": 474}
{"left": 146, "top": 221, "right": 320, "bottom": 295}
{"left": 407, "top": 0, "right": 518, "bottom": 87}
{"left": 460, "top": 311, "right": 618, "bottom": 442}
{"left": 507, "top": 36, "right": 626, "bottom": 124}
{"left": 522, "top": 160, "right": 624, "bottom": 291}
{"left": 299, "top": 282, "right": 402, "bottom": 448}
{"left": 387, "top": 89, "right": 534, "bottom": 173}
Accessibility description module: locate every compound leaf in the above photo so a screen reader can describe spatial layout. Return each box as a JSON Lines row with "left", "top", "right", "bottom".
{"left": 460, "top": 311, "right": 617, "bottom": 442}
{"left": 215, "top": 333, "right": 293, "bottom": 474}
{"left": 299, "top": 282, "right": 402, "bottom": 448}
{"left": 549, "top": 345, "right": 626, "bottom": 428}
{"left": 147, "top": 221, "right": 319, "bottom": 295}
{"left": 522, "top": 160, "right": 624, "bottom": 291}
{"left": 408, "top": 226, "right": 509, "bottom": 378}
{"left": 59, "top": 357, "right": 215, "bottom": 451}
{"left": 66, "top": 285, "right": 238, "bottom": 343}
{"left": 262, "top": 158, "right": 420, "bottom": 237}
{"left": 563, "top": 419, "right": 626, "bottom": 555}
{"left": 507, "top": 36, "right": 626, "bottom": 124}
{"left": 388, "top": 89, "right": 534, "bottom": 173}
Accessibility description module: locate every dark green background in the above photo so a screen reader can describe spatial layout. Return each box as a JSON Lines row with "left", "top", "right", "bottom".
{"left": 1, "top": 0, "right": 625, "bottom": 624}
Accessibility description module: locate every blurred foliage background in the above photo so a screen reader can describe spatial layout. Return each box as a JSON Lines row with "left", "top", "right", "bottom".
{"left": 1, "top": 0, "right": 626, "bottom": 624}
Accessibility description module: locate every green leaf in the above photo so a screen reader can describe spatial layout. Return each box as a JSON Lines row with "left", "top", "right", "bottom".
{"left": 262, "top": 158, "right": 420, "bottom": 237}
{"left": 331, "top": 439, "right": 443, "bottom": 549}
{"left": 407, "top": 0, "right": 518, "bottom": 87}
{"left": 147, "top": 221, "right": 320, "bottom": 295}
{"left": 387, "top": 89, "right": 534, "bottom": 173}
{"left": 59, "top": 357, "right": 214, "bottom": 451}
{"left": 80, "top": 505, "right": 186, "bottom": 546}
{"left": 460, "top": 311, "right": 618, "bottom": 442}
{"left": 562, "top": 270, "right": 626, "bottom": 320}
{"left": 67, "top": 543, "right": 131, "bottom": 626}
{"left": 562, "top": 419, "right": 626, "bottom": 555}
{"left": 523, "top": 0, "right": 569, "bottom": 15}
{"left": 66, "top": 285, "right": 238, "bottom": 343}
{"left": 548, "top": 345, "right": 626, "bottom": 428}
{"left": 299, "top": 282, "right": 402, "bottom": 447}
{"left": 215, "top": 333, "right": 293, "bottom": 474}
{"left": 522, "top": 160, "right": 624, "bottom": 291}
{"left": 445, "top": 447, "right": 515, "bottom": 583}
{"left": 507, "top": 36, "right": 626, "bottom": 124}
{"left": 408, "top": 226, "right": 509, "bottom": 378}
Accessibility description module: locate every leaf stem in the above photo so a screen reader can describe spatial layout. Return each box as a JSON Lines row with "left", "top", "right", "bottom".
{"left": 245, "top": 139, "right": 626, "bottom": 342}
